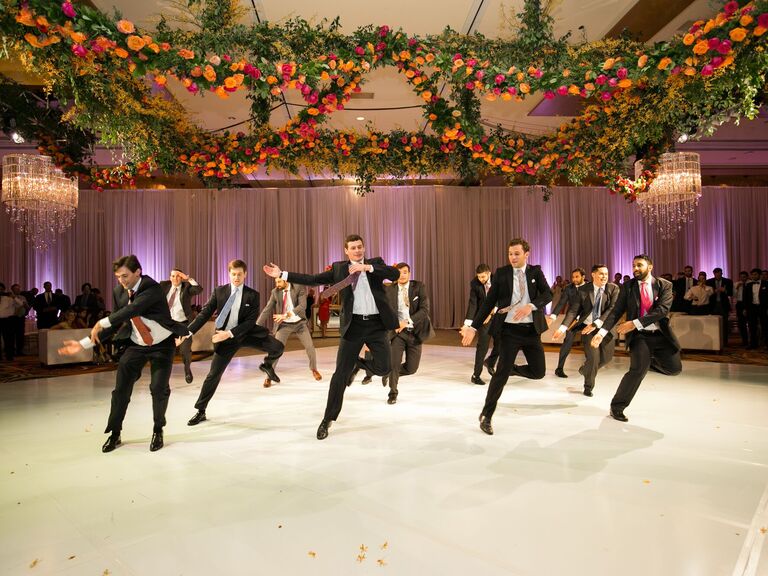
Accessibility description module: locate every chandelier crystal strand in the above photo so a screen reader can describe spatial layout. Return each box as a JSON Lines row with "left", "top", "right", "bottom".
{"left": 1, "top": 154, "right": 79, "bottom": 249}
{"left": 634, "top": 152, "right": 701, "bottom": 240}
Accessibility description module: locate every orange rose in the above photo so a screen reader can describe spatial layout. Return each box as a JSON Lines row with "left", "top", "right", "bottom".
{"left": 203, "top": 65, "right": 216, "bottom": 82}
{"left": 637, "top": 54, "right": 648, "bottom": 67}
{"left": 657, "top": 57, "right": 672, "bottom": 70}
{"left": 519, "top": 82, "right": 530, "bottom": 94}
{"left": 154, "top": 74, "right": 167, "bottom": 85}
{"left": 15, "top": 7, "right": 36, "bottom": 26}
{"left": 215, "top": 87, "right": 229, "bottom": 99}
{"left": 116, "top": 20, "right": 135, "bottom": 34}
{"left": 683, "top": 33, "right": 695, "bottom": 45}
{"left": 602, "top": 58, "right": 616, "bottom": 70}
{"left": 703, "top": 20, "right": 715, "bottom": 34}
{"left": 223, "top": 76, "right": 238, "bottom": 89}
{"left": 618, "top": 78, "right": 632, "bottom": 88}
{"left": 740, "top": 15, "right": 754, "bottom": 26}
{"left": 126, "top": 35, "right": 145, "bottom": 51}
{"left": 683, "top": 67, "right": 697, "bottom": 76}
{"left": 307, "top": 108, "right": 320, "bottom": 116}
{"left": 113, "top": 47, "right": 129, "bottom": 58}
{"left": 755, "top": 26, "right": 767, "bottom": 36}
{"left": 147, "top": 43, "right": 160, "bottom": 53}
{"left": 693, "top": 40, "right": 709, "bottom": 55}
{"left": 729, "top": 27, "right": 748, "bottom": 42}
{"left": 177, "top": 49, "right": 195, "bottom": 60}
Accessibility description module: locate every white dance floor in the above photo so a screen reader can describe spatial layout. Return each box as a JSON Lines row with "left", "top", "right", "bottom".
{"left": 1, "top": 345, "right": 768, "bottom": 576}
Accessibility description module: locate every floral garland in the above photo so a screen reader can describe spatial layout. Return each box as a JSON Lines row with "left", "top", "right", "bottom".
{"left": 1, "top": 0, "right": 766, "bottom": 195}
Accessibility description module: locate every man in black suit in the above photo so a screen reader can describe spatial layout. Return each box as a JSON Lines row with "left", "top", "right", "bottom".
{"left": 553, "top": 265, "right": 619, "bottom": 396}
{"left": 375, "top": 262, "right": 434, "bottom": 404}
{"left": 672, "top": 265, "right": 695, "bottom": 313}
{"left": 744, "top": 268, "right": 768, "bottom": 349}
{"left": 706, "top": 267, "right": 733, "bottom": 346}
{"left": 734, "top": 270, "right": 750, "bottom": 346}
{"left": 59, "top": 255, "right": 191, "bottom": 452}
{"left": 160, "top": 268, "right": 203, "bottom": 384}
{"left": 263, "top": 234, "right": 400, "bottom": 439}
{"left": 460, "top": 238, "right": 553, "bottom": 435}
{"left": 257, "top": 277, "right": 322, "bottom": 385}
{"left": 549, "top": 267, "right": 586, "bottom": 378}
{"left": 463, "top": 264, "right": 500, "bottom": 385}
{"left": 33, "top": 282, "right": 60, "bottom": 329}
{"left": 74, "top": 282, "right": 100, "bottom": 323}
{"left": 184, "top": 259, "right": 283, "bottom": 426}
{"left": 591, "top": 254, "right": 682, "bottom": 422}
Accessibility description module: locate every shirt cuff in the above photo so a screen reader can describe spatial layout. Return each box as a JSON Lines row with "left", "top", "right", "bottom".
{"left": 593, "top": 319, "right": 603, "bottom": 328}
{"left": 99, "top": 317, "right": 111, "bottom": 329}
{"left": 549, "top": 313, "right": 557, "bottom": 320}
{"left": 597, "top": 328, "right": 608, "bottom": 337}
{"left": 78, "top": 337, "right": 94, "bottom": 350}
{"left": 280, "top": 271, "right": 289, "bottom": 280}
{"left": 530, "top": 304, "right": 537, "bottom": 311}
{"left": 227, "top": 330, "right": 234, "bottom": 338}
{"left": 557, "top": 325, "right": 567, "bottom": 334}
{"left": 633, "top": 318, "right": 644, "bottom": 331}
{"left": 463, "top": 319, "right": 473, "bottom": 327}
{"left": 188, "top": 278, "right": 198, "bottom": 286}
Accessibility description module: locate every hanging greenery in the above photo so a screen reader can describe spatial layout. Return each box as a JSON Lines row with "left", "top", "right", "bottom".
{"left": 0, "top": 0, "right": 766, "bottom": 196}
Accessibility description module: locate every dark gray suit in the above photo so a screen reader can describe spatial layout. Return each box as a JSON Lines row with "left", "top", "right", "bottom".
{"left": 257, "top": 283, "right": 318, "bottom": 371}
{"left": 561, "top": 282, "right": 619, "bottom": 393}
{"left": 160, "top": 279, "right": 203, "bottom": 378}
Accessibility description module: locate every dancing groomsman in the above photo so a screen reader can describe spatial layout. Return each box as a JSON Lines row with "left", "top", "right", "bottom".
{"left": 58, "top": 255, "right": 191, "bottom": 452}
{"left": 263, "top": 234, "right": 400, "bottom": 439}
{"left": 184, "top": 259, "right": 284, "bottom": 426}
{"left": 591, "top": 254, "right": 681, "bottom": 422}
{"left": 549, "top": 267, "right": 586, "bottom": 378}
{"left": 160, "top": 268, "right": 203, "bottom": 383}
{"left": 256, "top": 277, "right": 322, "bottom": 386}
{"left": 463, "top": 264, "right": 500, "bottom": 385}
{"left": 553, "top": 264, "right": 619, "bottom": 396}
{"left": 365, "top": 262, "right": 434, "bottom": 404}
{"left": 460, "top": 238, "right": 553, "bottom": 435}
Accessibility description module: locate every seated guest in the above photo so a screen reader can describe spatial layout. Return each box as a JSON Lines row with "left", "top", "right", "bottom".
{"left": 684, "top": 272, "right": 714, "bottom": 315}
{"left": 51, "top": 309, "right": 87, "bottom": 330}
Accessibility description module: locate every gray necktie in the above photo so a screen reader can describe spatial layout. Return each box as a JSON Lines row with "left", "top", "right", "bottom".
{"left": 593, "top": 288, "right": 603, "bottom": 322}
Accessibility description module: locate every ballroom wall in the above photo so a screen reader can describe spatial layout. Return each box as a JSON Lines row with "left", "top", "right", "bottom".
{"left": 1, "top": 185, "right": 766, "bottom": 328}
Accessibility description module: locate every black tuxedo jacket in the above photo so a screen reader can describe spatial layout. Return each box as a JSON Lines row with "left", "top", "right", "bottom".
{"left": 188, "top": 284, "right": 267, "bottom": 340}
{"left": 705, "top": 277, "right": 733, "bottom": 305}
{"left": 74, "top": 293, "right": 99, "bottom": 311}
{"left": 102, "top": 275, "right": 190, "bottom": 342}
{"left": 471, "top": 264, "right": 552, "bottom": 335}
{"left": 33, "top": 291, "right": 61, "bottom": 327}
{"left": 256, "top": 283, "right": 308, "bottom": 326}
{"left": 602, "top": 276, "right": 680, "bottom": 352}
{"left": 159, "top": 280, "right": 204, "bottom": 320}
{"left": 287, "top": 257, "right": 400, "bottom": 336}
{"left": 562, "top": 282, "right": 620, "bottom": 334}
{"left": 386, "top": 280, "right": 435, "bottom": 343}
{"left": 465, "top": 276, "right": 492, "bottom": 322}
{"left": 744, "top": 280, "right": 768, "bottom": 308}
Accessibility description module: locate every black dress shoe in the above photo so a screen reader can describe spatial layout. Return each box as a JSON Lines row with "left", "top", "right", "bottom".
{"left": 610, "top": 410, "right": 628, "bottom": 422}
{"left": 471, "top": 375, "right": 486, "bottom": 385}
{"left": 150, "top": 431, "right": 164, "bottom": 451}
{"left": 361, "top": 376, "right": 373, "bottom": 385}
{"left": 187, "top": 411, "right": 207, "bottom": 426}
{"left": 102, "top": 434, "right": 121, "bottom": 453}
{"left": 555, "top": 368, "right": 568, "bottom": 378}
{"left": 479, "top": 414, "right": 494, "bottom": 435}
{"left": 583, "top": 389, "right": 593, "bottom": 397}
{"left": 185, "top": 372, "right": 194, "bottom": 384}
{"left": 316, "top": 419, "right": 332, "bottom": 440}
{"left": 387, "top": 393, "right": 397, "bottom": 405}
{"left": 484, "top": 360, "right": 496, "bottom": 376}
{"left": 259, "top": 363, "right": 280, "bottom": 383}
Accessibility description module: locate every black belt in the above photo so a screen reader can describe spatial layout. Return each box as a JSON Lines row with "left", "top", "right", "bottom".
{"left": 353, "top": 314, "right": 380, "bottom": 320}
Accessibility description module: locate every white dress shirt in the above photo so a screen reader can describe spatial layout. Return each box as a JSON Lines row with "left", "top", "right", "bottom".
{"left": 506, "top": 265, "right": 535, "bottom": 324}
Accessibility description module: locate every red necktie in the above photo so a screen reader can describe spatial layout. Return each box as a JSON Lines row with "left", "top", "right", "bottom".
{"left": 168, "top": 287, "right": 177, "bottom": 309}
{"left": 640, "top": 282, "right": 652, "bottom": 317}
{"left": 282, "top": 289, "right": 288, "bottom": 312}
{"left": 128, "top": 289, "right": 154, "bottom": 345}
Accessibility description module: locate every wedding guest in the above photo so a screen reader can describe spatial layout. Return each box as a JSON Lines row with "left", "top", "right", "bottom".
{"left": 684, "top": 272, "right": 714, "bottom": 315}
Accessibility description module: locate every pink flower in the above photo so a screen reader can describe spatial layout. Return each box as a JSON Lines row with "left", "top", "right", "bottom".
{"left": 474, "top": 70, "right": 484, "bottom": 80}
{"left": 557, "top": 85, "right": 568, "bottom": 96}
{"left": 452, "top": 53, "right": 463, "bottom": 62}
{"left": 671, "top": 66, "right": 682, "bottom": 75}
{"left": 758, "top": 14, "right": 768, "bottom": 28}
{"left": 600, "top": 91, "right": 612, "bottom": 101}
{"left": 595, "top": 74, "right": 607, "bottom": 85}
{"left": 494, "top": 74, "right": 505, "bottom": 85}
{"left": 378, "top": 25, "right": 390, "bottom": 37}
{"left": 71, "top": 44, "right": 87, "bottom": 57}
{"left": 543, "top": 90, "right": 555, "bottom": 99}
{"left": 617, "top": 67, "right": 628, "bottom": 79}
{"left": 465, "top": 81, "right": 475, "bottom": 90}
{"left": 717, "top": 39, "right": 732, "bottom": 54}
{"left": 375, "top": 42, "right": 386, "bottom": 52}
{"left": 222, "top": 54, "right": 231, "bottom": 62}
{"left": 467, "top": 58, "right": 478, "bottom": 67}
{"left": 701, "top": 64, "right": 714, "bottom": 76}
{"left": 61, "top": 1, "right": 76, "bottom": 18}
{"left": 507, "top": 86, "right": 517, "bottom": 95}
{"left": 608, "top": 77, "right": 618, "bottom": 87}
{"left": 710, "top": 56, "right": 724, "bottom": 67}
{"left": 355, "top": 46, "right": 365, "bottom": 55}
{"left": 724, "top": 1, "right": 739, "bottom": 16}
{"left": 408, "top": 38, "right": 417, "bottom": 47}
{"left": 708, "top": 38, "right": 721, "bottom": 50}
{"left": 533, "top": 68, "right": 543, "bottom": 79}
{"left": 281, "top": 63, "right": 293, "bottom": 76}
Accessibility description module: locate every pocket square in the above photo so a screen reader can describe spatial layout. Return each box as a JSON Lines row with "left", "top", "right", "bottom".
{"left": 532, "top": 279, "right": 536, "bottom": 284}
{"left": 413, "top": 296, "right": 419, "bottom": 300}
{"left": 245, "top": 304, "right": 251, "bottom": 307}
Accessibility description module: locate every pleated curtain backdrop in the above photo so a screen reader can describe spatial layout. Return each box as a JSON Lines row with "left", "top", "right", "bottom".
{"left": 1, "top": 185, "right": 766, "bottom": 328}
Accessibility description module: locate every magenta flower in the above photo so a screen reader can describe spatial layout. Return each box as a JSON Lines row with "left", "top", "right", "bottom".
{"left": 600, "top": 91, "right": 612, "bottom": 101}
{"left": 708, "top": 38, "right": 721, "bottom": 50}
{"left": 616, "top": 67, "right": 628, "bottom": 79}
{"left": 543, "top": 90, "right": 555, "bottom": 100}
{"left": 710, "top": 56, "right": 724, "bottom": 67}
{"left": 608, "top": 77, "right": 618, "bottom": 87}
{"left": 354, "top": 46, "right": 365, "bottom": 55}
{"left": 378, "top": 25, "right": 390, "bottom": 37}
{"left": 724, "top": 1, "right": 739, "bottom": 16}
{"left": 758, "top": 14, "right": 768, "bottom": 28}
{"left": 494, "top": 74, "right": 505, "bottom": 85}
{"left": 465, "top": 81, "right": 475, "bottom": 90}
{"left": 717, "top": 40, "right": 732, "bottom": 54}
{"left": 557, "top": 85, "right": 568, "bottom": 96}
{"left": 701, "top": 64, "right": 714, "bottom": 76}
{"left": 507, "top": 86, "right": 517, "bottom": 95}
{"left": 595, "top": 74, "right": 607, "bottom": 85}
{"left": 71, "top": 44, "right": 87, "bottom": 57}
{"left": 61, "top": 1, "right": 76, "bottom": 18}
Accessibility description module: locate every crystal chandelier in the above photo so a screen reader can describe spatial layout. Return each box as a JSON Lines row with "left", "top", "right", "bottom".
{"left": 634, "top": 152, "right": 701, "bottom": 240}
{"left": 1, "top": 154, "right": 79, "bottom": 249}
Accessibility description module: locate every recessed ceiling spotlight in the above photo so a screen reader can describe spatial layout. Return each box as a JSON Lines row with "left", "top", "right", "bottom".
{"left": 356, "top": 116, "right": 365, "bottom": 121}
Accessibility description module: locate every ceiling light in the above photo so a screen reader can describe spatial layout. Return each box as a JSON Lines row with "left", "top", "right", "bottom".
{"left": 10, "top": 131, "right": 25, "bottom": 144}
{"left": 356, "top": 116, "right": 365, "bottom": 121}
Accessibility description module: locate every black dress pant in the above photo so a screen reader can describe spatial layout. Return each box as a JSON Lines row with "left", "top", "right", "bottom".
{"left": 176, "top": 335, "right": 193, "bottom": 376}
{"left": 747, "top": 304, "right": 761, "bottom": 348}
{"left": 473, "top": 322, "right": 499, "bottom": 377}
{"left": 482, "top": 323, "right": 545, "bottom": 418}
{"left": 12, "top": 316, "right": 25, "bottom": 356}
{"left": 0, "top": 317, "right": 15, "bottom": 361}
{"left": 555, "top": 326, "right": 578, "bottom": 371}
{"left": 581, "top": 331, "right": 615, "bottom": 392}
{"left": 105, "top": 338, "right": 175, "bottom": 434}
{"left": 611, "top": 332, "right": 681, "bottom": 414}
{"left": 325, "top": 315, "right": 391, "bottom": 421}
{"left": 388, "top": 330, "right": 422, "bottom": 395}
{"left": 710, "top": 300, "right": 730, "bottom": 345}
{"left": 194, "top": 333, "right": 284, "bottom": 411}
{"left": 736, "top": 302, "right": 749, "bottom": 345}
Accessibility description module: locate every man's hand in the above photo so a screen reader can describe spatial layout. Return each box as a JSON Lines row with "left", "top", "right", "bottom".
{"left": 616, "top": 320, "right": 636, "bottom": 336}
{"left": 581, "top": 323, "right": 596, "bottom": 335}
{"left": 512, "top": 303, "right": 534, "bottom": 321}
{"left": 348, "top": 263, "right": 369, "bottom": 275}
{"left": 90, "top": 323, "right": 103, "bottom": 344}
{"left": 395, "top": 320, "right": 408, "bottom": 333}
{"left": 175, "top": 334, "right": 190, "bottom": 347}
{"left": 59, "top": 340, "right": 84, "bottom": 356}
{"left": 263, "top": 263, "right": 282, "bottom": 278}
{"left": 272, "top": 313, "right": 286, "bottom": 325}
{"left": 212, "top": 330, "right": 232, "bottom": 343}
{"left": 591, "top": 333, "right": 604, "bottom": 348}
{"left": 552, "top": 329, "right": 565, "bottom": 341}
{"left": 460, "top": 325, "right": 476, "bottom": 347}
